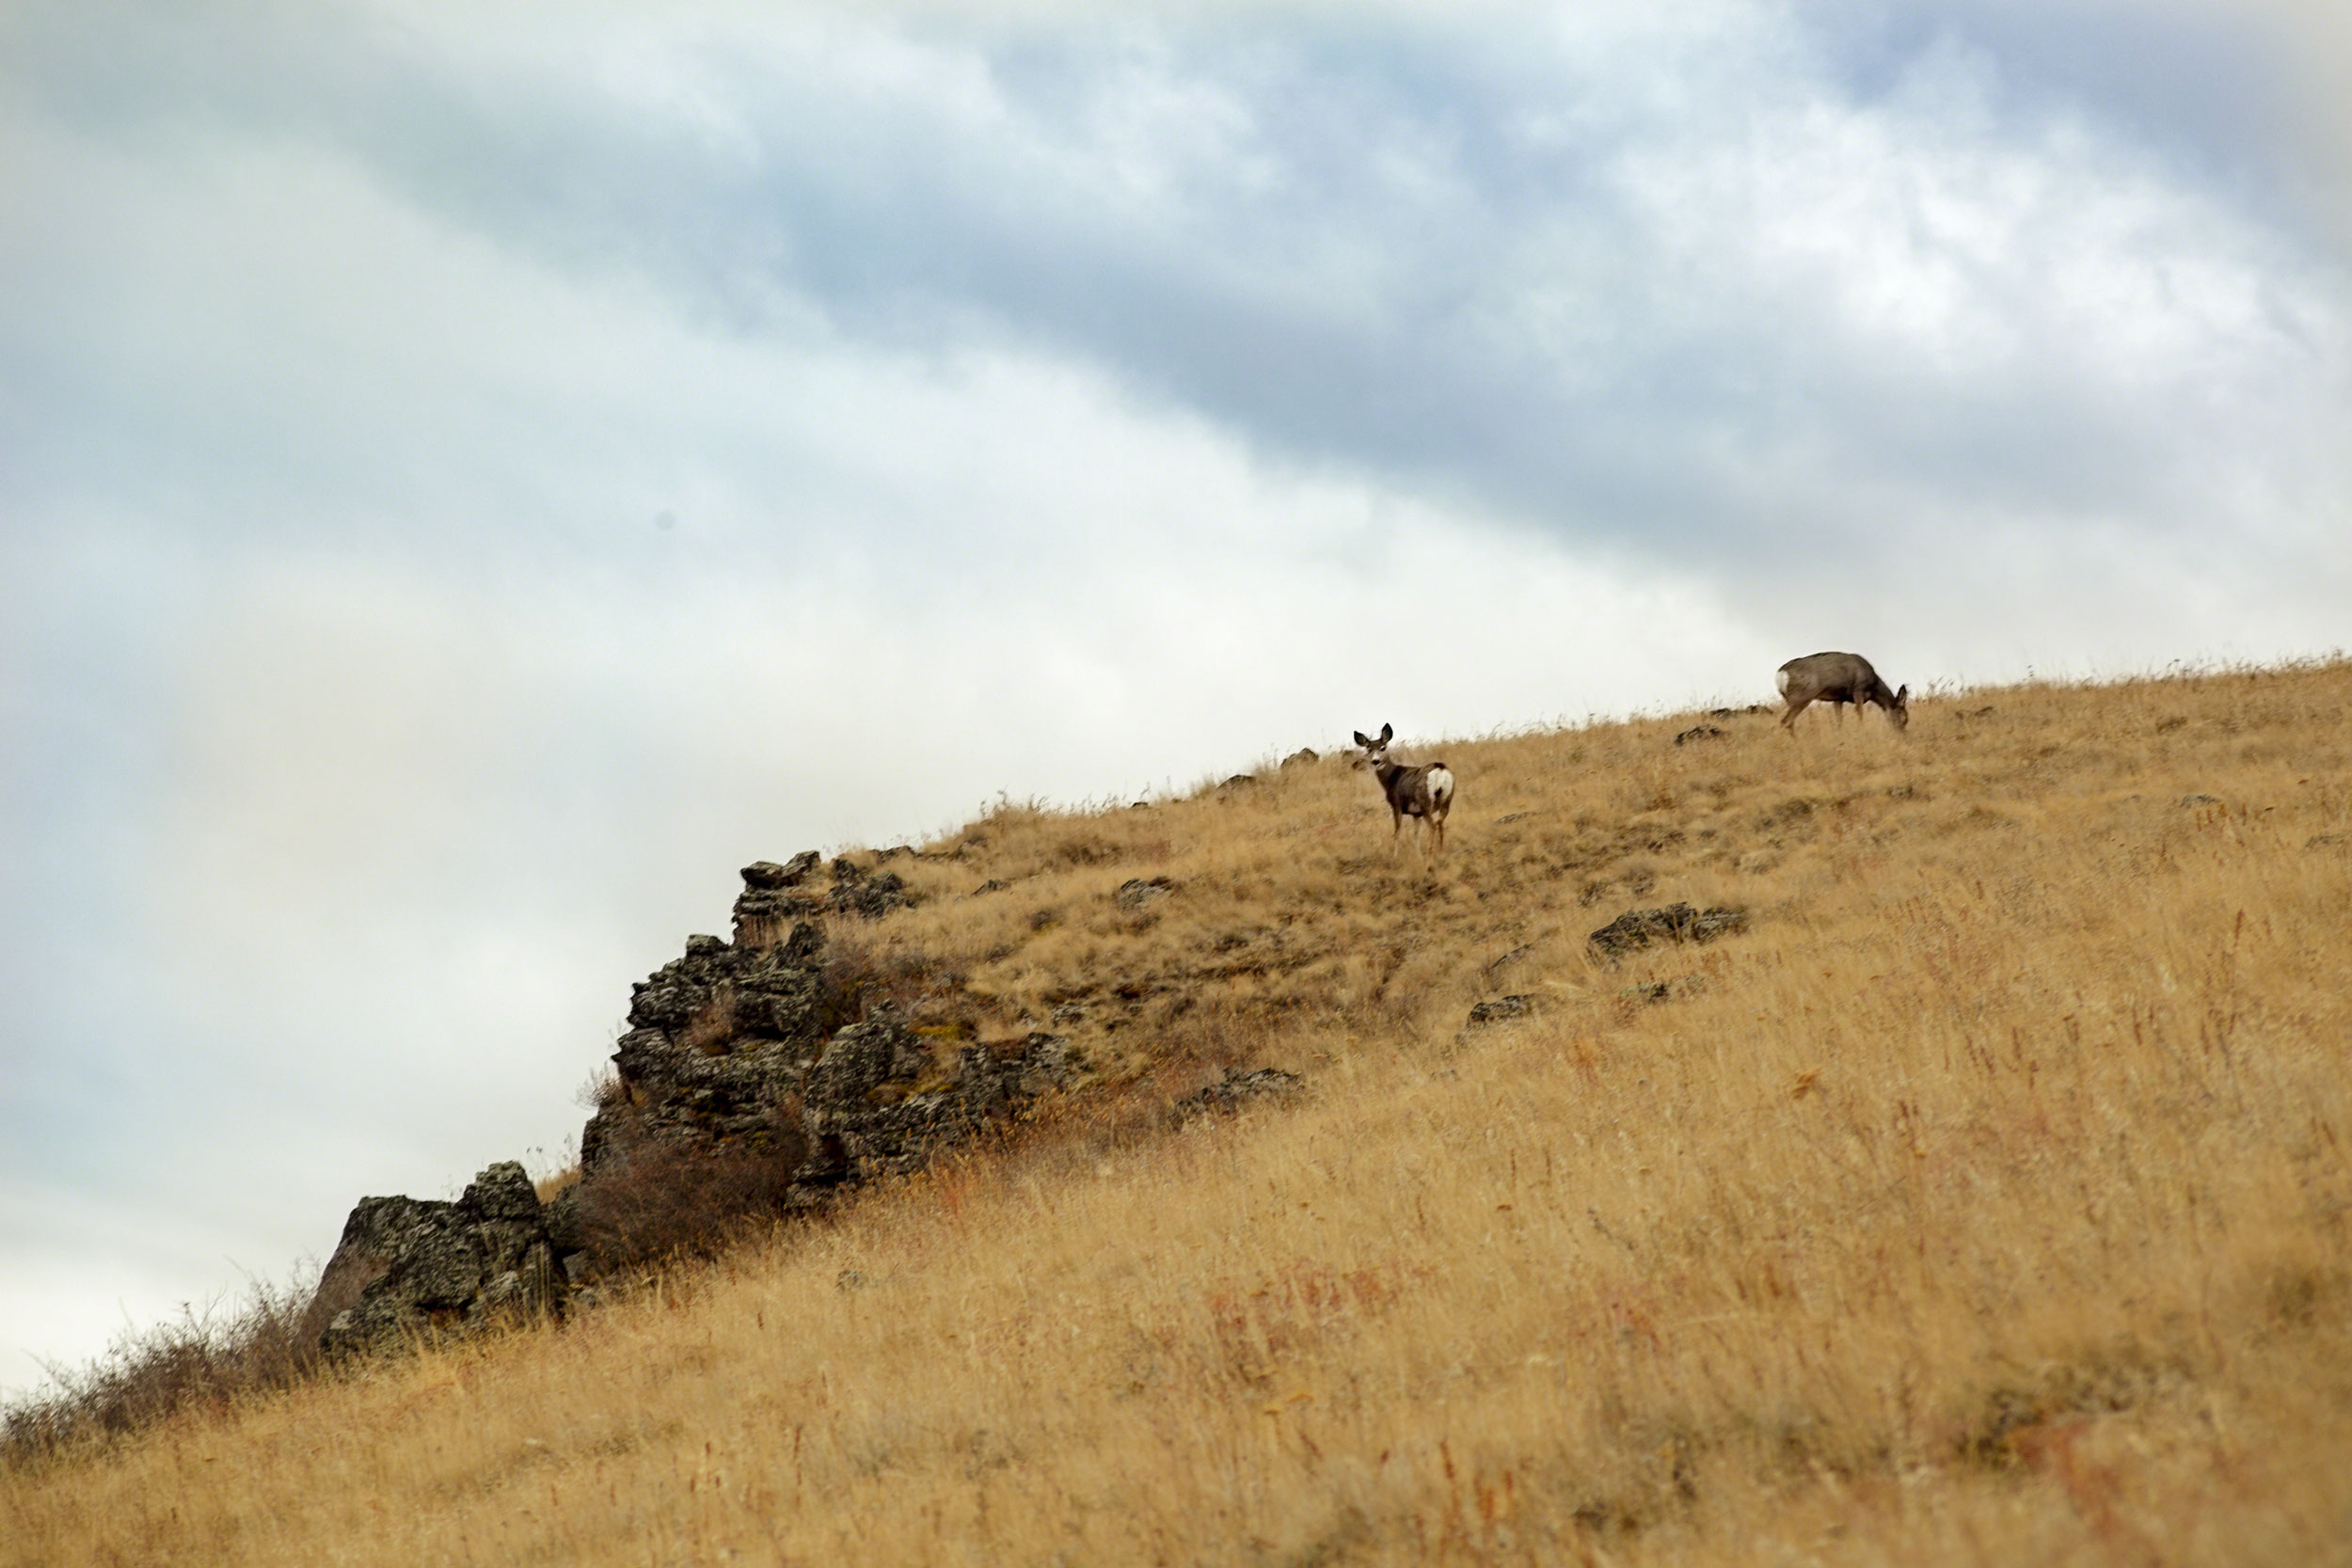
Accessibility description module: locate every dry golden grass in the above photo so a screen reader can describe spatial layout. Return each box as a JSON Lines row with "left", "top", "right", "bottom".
{"left": 9, "top": 661, "right": 2352, "bottom": 1565}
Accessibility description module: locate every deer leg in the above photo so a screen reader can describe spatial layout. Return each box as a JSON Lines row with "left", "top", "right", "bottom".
{"left": 1780, "top": 696, "right": 1809, "bottom": 730}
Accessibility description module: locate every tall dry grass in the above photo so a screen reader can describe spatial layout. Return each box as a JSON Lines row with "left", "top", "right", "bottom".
{"left": 8, "top": 661, "right": 2350, "bottom": 1564}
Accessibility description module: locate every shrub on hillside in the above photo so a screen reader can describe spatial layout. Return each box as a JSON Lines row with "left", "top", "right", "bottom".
{"left": 1, "top": 1270, "right": 320, "bottom": 1470}
{"left": 575, "top": 1132, "right": 809, "bottom": 1274}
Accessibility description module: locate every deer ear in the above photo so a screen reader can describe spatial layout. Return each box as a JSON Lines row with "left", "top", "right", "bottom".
{"left": 1379, "top": 723, "right": 1393, "bottom": 744}
{"left": 1895, "top": 685, "right": 1909, "bottom": 705}
{"left": 1353, "top": 732, "right": 1374, "bottom": 748}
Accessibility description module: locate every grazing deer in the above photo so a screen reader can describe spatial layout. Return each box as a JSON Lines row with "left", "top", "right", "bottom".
{"left": 1352, "top": 723, "right": 1455, "bottom": 856}
{"left": 1776, "top": 652, "right": 1909, "bottom": 732}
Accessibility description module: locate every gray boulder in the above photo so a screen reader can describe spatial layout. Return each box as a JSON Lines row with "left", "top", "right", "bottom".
{"left": 312, "top": 1162, "right": 561, "bottom": 1357}
{"left": 1588, "top": 903, "right": 1749, "bottom": 958}
{"left": 1173, "top": 1067, "right": 1304, "bottom": 1121}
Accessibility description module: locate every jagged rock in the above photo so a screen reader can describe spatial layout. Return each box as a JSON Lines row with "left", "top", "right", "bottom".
{"left": 1468, "top": 994, "right": 1535, "bottom": 1024}
{"left": 1115, "top": 877, "right": 1175, "bottom": 911}
{"left": 598, "top": 1025, "right": 808, "bottom": 1153}
{"left": 1174, "top": 1068, "right": 1303, "bottom": 1121}
{"left": 794, "top": 1029, "right": 1084, "bottom": 1187}
{"left": 1588, "top": 903, "right": 1749, "bottom": 958}
{"left": 829, "top": 859, "right": 914, "bottom": 920}
{"left": 1280, "top": 748, "right": 1319, "bottom": 768}
{"left": 744, "top": 852, "right": 823, "bottom": 889}
{"left": 1219, "top": 773, "right": 1258, "bottom": 791}
{"left": 311, "top": 1162, "right": 561, "bottom": 1357}
{"left": 314, "top": 858, "right": 1099, "bottom": 1360}
{"left": 1674, "top": 725, "right": 1725, "bottom": 746}
{"left": 804, "top": 1019, "right": 930, "bottom": 1106}
{"left": 578, "top": 878, "right": 1083, "bottom": 1250}
{"left": 735, "top": 854, "right": 825, "bottom": 947}
{"left": 586, "top": 904, "right": 834, "bottom": 1181}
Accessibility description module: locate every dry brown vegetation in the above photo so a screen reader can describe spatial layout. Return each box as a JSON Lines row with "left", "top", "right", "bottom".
{"left": 8, "top": 660, "right": 2352, "bottom": 1565}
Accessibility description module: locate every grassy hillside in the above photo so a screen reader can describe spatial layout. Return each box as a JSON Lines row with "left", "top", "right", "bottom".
{"left": 8, "top": 661, "right": 2352, "bottom": 1565}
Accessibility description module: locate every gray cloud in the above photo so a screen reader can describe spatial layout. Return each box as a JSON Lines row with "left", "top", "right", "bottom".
{"left": 11, "top": 2, "right": 2342, "bottom": 578}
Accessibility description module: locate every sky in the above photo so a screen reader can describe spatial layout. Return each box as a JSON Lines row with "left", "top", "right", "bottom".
{"left": 2, "top": 0, "right": 2345, "bottom": 1398}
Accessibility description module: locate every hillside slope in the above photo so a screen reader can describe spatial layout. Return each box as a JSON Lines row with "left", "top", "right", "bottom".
{"left": 8, "top": 662, "right": 2352, "bottom": 1565}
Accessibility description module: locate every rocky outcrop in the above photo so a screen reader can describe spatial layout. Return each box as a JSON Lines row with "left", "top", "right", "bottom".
{"left": 579, "top": 865, "right": 1082, "bottom": 1222}
{"left": 1468, "top": 994, "right": 1535, "bottom": 1024}
{"left": 1173, "top": 1067, "right": 1303, "bottom": 1121}
{"left": 795, "top": 1024, "right": 1084, "bottom": 1185}
{"left": 311, "top": 1163, "right": 561, "bottom": 1358}
{"left": 1588, "top": 903, "right": 1749, "bottom": 958}
{"left": 579, "top": 920, "right": 829, "bottom": 1176}
{"left": 732, "top": 852, "right": 824, "bottom": 946}
{"left": 311, "top": 857, "right": 1084, "bottom": 1354}
{"left": 827, "top": 857, "right": 914, "bottom": 921}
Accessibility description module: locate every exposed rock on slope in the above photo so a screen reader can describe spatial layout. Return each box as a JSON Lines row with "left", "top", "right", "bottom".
{"left": 310, "top": 858, "right": 1081, "bottom": 1353}
{"left": 1588, "top": 903, "right": 1749, "bottom": 958}
{"left": 1172, "top": 1067, "right": 1303, "bottom": 1121}
{"left": 1467, "top": 994, "right": 1535, "bottom": 1024}
{"left": 729, "top": 851, "right": 824, "bottom": 944}
{"left": 826, "top": 856, "right": 914, "bottom": 921}
{"left": 580, "top": 862, "right": 1080, "bottom": 1209}
{"left": 310, "top": 1163, "right": 560, "bottom": 1357}
{"left": 580, "top": 911, "right": 831, "bottom": 1175}
{"left": 794, "top": 1022, "right": 1084, "bottom": 1185}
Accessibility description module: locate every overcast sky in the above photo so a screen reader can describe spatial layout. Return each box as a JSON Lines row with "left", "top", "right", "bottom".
{"left": 3, "top": 0, "right": 2345, "bottom": 1397}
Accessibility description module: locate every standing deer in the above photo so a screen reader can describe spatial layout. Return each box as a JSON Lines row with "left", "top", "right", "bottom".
{"left": 1352, "top": 723, "right": 1455, "bottom": 856}
{"left": 1776, "top": 652, "right": 1909, "bottom": 732}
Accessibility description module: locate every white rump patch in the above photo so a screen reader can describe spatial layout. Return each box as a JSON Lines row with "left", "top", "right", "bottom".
{"left": 1774, "top": 669, "right": 1791, "bottom": 696}
{"left": 1426, "top": 767, "right": 1454, "bottom": 806}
